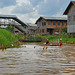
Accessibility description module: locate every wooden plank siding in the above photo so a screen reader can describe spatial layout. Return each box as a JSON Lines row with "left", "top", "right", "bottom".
{"left": 67, "top": 5, "right": 75, "bottom": 33}
{"left": 63, "top": 1, "right": 75, "bottom": 34}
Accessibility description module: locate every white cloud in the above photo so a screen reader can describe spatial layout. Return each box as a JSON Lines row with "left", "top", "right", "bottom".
{"left": 12, "top": 3, "right": 33, "bottom": 14}
{"left": 57, "top": 0, "right": 60, "bottom": 3}
{"left": 0, "top": 6, "right": 15, "bottom": 15}
{"left": 16, "top": 10, "right": 40, "bottom": 24}
{"left": 44, "top": 0, "right": 47, "bottom": 3}
{"left": 52, "top": 9, "right": 67, "bottom": 17}
{"left": 52, "top": 11, "right": 63, "bottom": 17}
{"left": 0, "top": 0, "right": 71, "bottom": 24}
{"left": 52, "top": 8, "right": 62, "bottom": 17}
{"left": 0, "top": 1, "right": 39, "bottom": 23}
{"left": 12, "top": 0, "right": 33, "bottom": 14}
{"left": 16, "top": 0, "right": 31, "bottom": 5}
{"left": 35, "top": 0, "right": 61, "bottom": 16}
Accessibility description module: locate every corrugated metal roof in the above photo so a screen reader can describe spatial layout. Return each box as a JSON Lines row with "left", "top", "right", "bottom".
{"left": 42, "top": 16, "right": 67, "bottom": 20}
{"left": 0, "top": 14, "right": 17, "bottom": 18}
{"left": 28, "top": 26, "right": 39, "bottom": 30}
{"left": 26, "top": 23, "right": 37, "bottom": 26}
{"left": 35, "top": 16, "right": 67, "bottom": 24}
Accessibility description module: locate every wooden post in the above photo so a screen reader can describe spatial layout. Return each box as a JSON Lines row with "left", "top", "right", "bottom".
{"left": 2, "top": 43, "right": 4, "bottom": 51}
{"left": 24, "top": 33, "right": 26, "bottom": 40}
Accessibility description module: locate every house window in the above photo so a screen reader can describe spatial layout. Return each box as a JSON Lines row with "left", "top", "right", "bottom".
{"left": 40, "top": 30, "right": 41, "bottom": 33}
{"left": 37, "top": 22, "right": 39, "bottom": 26}
{"left": 24, "top": 26, "right": 26, "bottom": 29}
{"left": 42, "top": 29, "right": 44, "bottom": 33}
{"left": 73, "top": 15, "right": 75, "bottom": 21}
{"left": 57, "top": 21, "right": 60, "bottom": 25}
{"left": 62, "top": 21, "right": 64, "bottom": 26}
{"left": 42, "top": 22, "right": 44, "bottom": 26}
{"left": 44, "top": 22, "right": 46, "bottom": 25}
{"left": 39, "top": 22, "right": 41, "bottom": 26}
{"left": 48, "top": 21, "right": 51, "bottom": 25}
{"left": 66, "top": 22, "right": 67, "bottom": 25}
{"left": 42, "top": 21, "right": 46, "bottom": 26}
{"left": 53, "top": 21, "right": 56, "bottom": 25}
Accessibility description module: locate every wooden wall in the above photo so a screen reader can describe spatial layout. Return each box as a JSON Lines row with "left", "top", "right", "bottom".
{"left": 37, "top": 18, "right": 67, "bottom": 35}
{"left": 67, "top": 5, "right": 75, "bottom": 33}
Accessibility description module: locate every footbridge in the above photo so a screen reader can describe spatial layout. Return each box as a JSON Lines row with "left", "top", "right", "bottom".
{"left": 0, "top": 15, "right": 27, "bottom": 33}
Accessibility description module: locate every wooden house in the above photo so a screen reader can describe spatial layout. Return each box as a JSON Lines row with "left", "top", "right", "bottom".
{"left": 27, "top": 23, "right": 39, "bottom": 35}
{"left": 35, "top": 16, "right": 67, "bottom": 35}
{"left": 63, "top": 1, "right": 75, "bottom": 34}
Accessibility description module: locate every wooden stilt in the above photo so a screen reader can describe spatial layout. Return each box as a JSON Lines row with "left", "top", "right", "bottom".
{"left": 2, "top": 43, "right": 4, "bottom": 51}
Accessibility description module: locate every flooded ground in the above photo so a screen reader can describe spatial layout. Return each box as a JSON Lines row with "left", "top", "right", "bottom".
{"left": 0, "top": 43, "right": 75, "bottom": 75}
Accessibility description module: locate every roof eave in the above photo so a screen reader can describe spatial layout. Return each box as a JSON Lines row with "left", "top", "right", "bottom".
{"left": 35, "top": 17, "right": 44, "bottom": 24}
{"left": 63, "top": 1, "right": 74, "bottom": 15}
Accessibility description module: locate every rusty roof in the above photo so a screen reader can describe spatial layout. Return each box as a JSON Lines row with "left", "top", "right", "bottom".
{"left": 63, "top": 1, "right": 75, "bottom": 15}
{"left": 41, "top": 16, "right": 67, "bottom": 20}
{"left": 35, "top": 16, "right": 67, "bottom": 24}
{"left": 28, "top": 26, "right": 39, "bottom": 30}
{"left": 72, "top": 1, "right": 75, "bottom": 5}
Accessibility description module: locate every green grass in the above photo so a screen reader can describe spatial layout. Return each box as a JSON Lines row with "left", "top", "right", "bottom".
{"left": 21, "top": 34, "right": 75, "bottom": 43}
{"left": 47, "top": 35, "right": 75, "bottom": 43}
{"left": 0, "top": 29, "right": 18, "bottom": 47}
{"left": 62, "top": 37, "right": 75, "bottom": 43}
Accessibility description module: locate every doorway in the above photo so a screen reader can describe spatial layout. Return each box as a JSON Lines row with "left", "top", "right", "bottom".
{"left": 47, "top": 28, "right": 54, "bottom": 35}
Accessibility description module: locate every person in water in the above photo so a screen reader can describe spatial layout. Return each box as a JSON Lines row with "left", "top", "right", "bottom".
{"left": 43, "top": 39, "right": 49, "bottom": 50}
{"left": 46, "top": 39, "right": 49, "bottom": 45}
{"left": 59, "top": 38, "right": 62, "bottom": 47}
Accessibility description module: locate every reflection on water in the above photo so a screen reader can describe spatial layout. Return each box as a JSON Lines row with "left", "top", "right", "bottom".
{"left": 0, "top": 43, "right": 75, "bottom": 75}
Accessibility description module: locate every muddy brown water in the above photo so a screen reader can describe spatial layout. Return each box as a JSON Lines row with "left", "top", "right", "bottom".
{"left": 0, "top": 43, "right": 75, "bottom": 75}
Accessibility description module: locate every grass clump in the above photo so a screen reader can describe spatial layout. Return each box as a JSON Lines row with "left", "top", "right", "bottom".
{"left": 0, "top": 29, "right": 18, "bottom": 47}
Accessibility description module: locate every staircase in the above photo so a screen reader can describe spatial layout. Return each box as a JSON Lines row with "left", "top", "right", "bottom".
{"left": 0, "top": 15, "right": 27, "bottom": 33}
{"left": 15, "top": 25, "right": 26, "bottom": 33}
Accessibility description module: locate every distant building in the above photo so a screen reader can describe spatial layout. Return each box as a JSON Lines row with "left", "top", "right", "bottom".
{"left": 35, "top": 16, "right": 67, "bottom": 35}
{"left": 26, "top": 23, "right": 39, "bottom": 35}
{"left": 63, "top": 1, "right": 75, "bottom": 34}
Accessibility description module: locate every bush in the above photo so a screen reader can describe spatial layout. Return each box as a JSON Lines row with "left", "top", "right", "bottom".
{"left": 35, "top": 36, "right": 42, "bottom": 40}
{"left": 62, "top": 27, "right": 67, "bottom": 33}
{"left": 47, "top": 35, "right": 59, "bottom": 41}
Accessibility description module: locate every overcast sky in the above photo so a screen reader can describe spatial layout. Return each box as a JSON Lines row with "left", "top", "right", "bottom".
{"left": 0, "top": 0, "right": 73, "bottom": 23}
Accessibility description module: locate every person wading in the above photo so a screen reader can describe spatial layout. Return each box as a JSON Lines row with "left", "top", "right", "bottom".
{"left": 59, "top": 38, "right": 62, "bottom": 48}
{"left": 43, "top": 39, "right": 50, "bottom": 50}
{"left": 2, "top": 43, "right": 4, "bottom": 51}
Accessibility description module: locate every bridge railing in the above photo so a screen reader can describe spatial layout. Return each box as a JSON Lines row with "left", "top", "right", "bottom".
{"left": 0, "top": 22, "right": 21, "bottom": 26}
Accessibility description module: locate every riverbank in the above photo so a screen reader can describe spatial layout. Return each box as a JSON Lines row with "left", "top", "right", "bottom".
{"left": 20, "top": 34, "right": 75, "bottom": 42}
{"left": 18, "top": 34, "right": 75, "bottom": 44}
{"left": 0, "top": 28, "right": 75, "bottom": 49}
